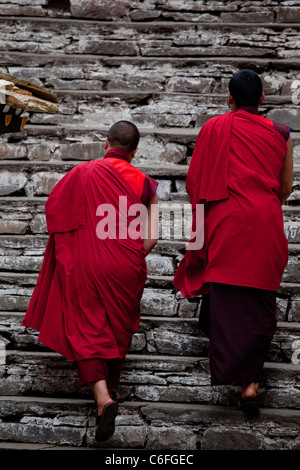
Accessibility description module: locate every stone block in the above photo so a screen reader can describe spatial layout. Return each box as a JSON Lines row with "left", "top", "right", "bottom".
{"left": 130, "top": 9, "right": 161, "bottom": 21}
{"left": 27, "top": 143, "right": 56, "bottom": 161}
{"left": 0, "top": 256, "right": 42, "bottom": 272}
{"left": 59, "top": 142, "right": 103, "bottom": 161}
{"left": 0, "top": 171, "right": 27, "bottom": 196}
{"left": 0, "top": 294, "right": 30, "bottom": 312}
{"left": 146, "top": 253, "right": 174, "bottom": 276}
{"left": 283, "top": 256, "right": 300, "bottom": 283}
{"left": 284, "top": 221, "right": 300, "bottom": 243}
{"left": 0, "top": 4, "right": 45, "bottom": 16}
{"left": 201, "top": 427, "right": 261, "bottom": 450}
{"left": 131, "top": 333, "right": 146, "bottom": 352}
{"left": 261, "top": 73, "right": 285, "bottom": 94}
{"left": 277, "top": 6, "right": 300, "bottom": 22}
{"left": 147, "top": 425, "right": 197, "bottom": 450}
{"left": 289, "top": 298, "right": 300, "bottom": 322}
{"left": 177, "top": 298, "right": 199, "bottom": 318}
{"left": 175, "top": 180, "right": 186, "bottom": 196}
{"left": 107, "top": 75, "right": 164, "bottom": 93}
{"left": 134, "top": 137, "right": 187, "bottom": 165}
{"left": 220, "top": 11, "right": 274, "bottom": 23}
{"left": 31, "top": 172, "right": 64, "bottom": 196}
{"left": 0, "top": 221, "right": 27, "bottom": 235}
{"left": 76, "top": 38, "right": 138, "bottom": 56}
{"left": 29, "top": 214, "right": 47, "bottom": 234}
{"left": 156, "top": 180, "right": 172, "bottom": 201}
{"left": 0, "top": 143, "right": 28, "bottom": 160}
{"left": 133, "top": 383, "right": 213, "bottom": 404}
{"left": 140, "top": 288, "right": 178, "bottom": 316}
{"left": 166, "top": 77, "right": 214, "bottom": 93}
{"left": 0, "top": 421, "right": 86, "bottom": 446}
{"left": 267, "top": 108, "right": 300, "bottom": 131}
{"left": 70, "top": 0, "right": 131, "bottom": 19}
{"left": 146, "top": 328, "right": 207, "bottom": 356}
{"left": 88, "top": 424, "right": 148, "bottom": 449}
{"left": 276, "top": 297, "right": 289, "bottom": 321}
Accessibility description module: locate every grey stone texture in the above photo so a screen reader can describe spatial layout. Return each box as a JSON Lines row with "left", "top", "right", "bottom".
{"left": 0, "top": 0, "right": 299, "bottom": 452}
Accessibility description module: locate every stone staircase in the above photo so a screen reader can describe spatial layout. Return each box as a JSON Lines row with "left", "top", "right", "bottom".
{"left": 0, "top": 0, "right": 300, "bottom": 451}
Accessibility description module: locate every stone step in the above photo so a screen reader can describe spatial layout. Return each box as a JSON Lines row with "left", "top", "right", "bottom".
{"left": 0, "top": 274, "right": 298, "bottom": 326}
{"left": 3, "top": 50, "right": 300, "bottom": 67}
{"left": 0, "top": 161, "right": 300, "bottom": 202}
{"left": 0, "top": 193, "right": 300, "bottom": 239}
{"left": 0, "top": 246, "right": 299, "bottom": 284}
{"left": 10, "top": 90, "right": 300, "bottom": 130}
{"left": 3, "top": 64, "right": 300, "bottom": 102}
{"left": 0, "top": 236, "right": 299, "bottom": 271}
{"left": 0, "top": 91, "right": 295, "bottom": 129}
{"left": 2, "top": 52, "right": 300, "bottom": 105}
{"left": 9, "top": 124, "right": 300, "bottom": 138}
{"left": 0, "top": 310, "right": 299, "bottom": 364}
{"left": 0, "top": 271, "right": 299, "bottom": 322}
{"left": 0, "top": 234, "right": 299, "bottom": 283}
{"left": 0, "top": 0, "right": 299, "bottom": 24}
{"left": 1, "top": 17, "right": 299, "bottom": 59}
{"left": 0, "top": 161, "right": 190, "bottom": 200}
{"left": 3, "top": 54, "right": 300, "bottom": 94}
{"left": 0, "top": 395, "right": 300, "bottom": 450}
{"left": 1, "top": 124, "right": 299, "bottom": 166}
{"left": 0, "top": 351, "right": 299, "bottom": 410}
{"left": 1, "top": 132, "right": 300, "bottom": 174}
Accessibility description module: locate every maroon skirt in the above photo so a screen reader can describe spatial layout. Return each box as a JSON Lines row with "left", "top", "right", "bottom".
{"left": 76, "top": 357, "right": 125, "bottom": 388}
{"left": 199, "top": 282, "right": 277, "bottom": 386}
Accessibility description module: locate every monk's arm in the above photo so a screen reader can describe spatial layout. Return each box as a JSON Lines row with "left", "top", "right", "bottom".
{"left": 143, "top": 194, "right": 159, "bottom": 255}
{"left": 279, "top": 135, "right": 293, "bottom": 205}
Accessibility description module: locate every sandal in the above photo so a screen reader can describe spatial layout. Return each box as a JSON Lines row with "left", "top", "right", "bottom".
{"left": 237, "top": 395, "right": 259, "bottom": 413}
{"left": 95, "top": 401, "right": 118, "bottom": 442}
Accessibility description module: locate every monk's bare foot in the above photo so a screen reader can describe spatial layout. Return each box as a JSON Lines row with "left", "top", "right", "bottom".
{"left": 238, "top": 382, "right": 259, "bottom": 412}
{"left": 241, "top": 382, "right": 259, "bottom": 400}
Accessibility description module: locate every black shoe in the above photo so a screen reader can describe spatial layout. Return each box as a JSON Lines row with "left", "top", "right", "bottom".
{"left": 237, "top": 395, "right": 259, "bottom": 413}
{"left": 95, "top": 401, "right": 118, "bottom": 442}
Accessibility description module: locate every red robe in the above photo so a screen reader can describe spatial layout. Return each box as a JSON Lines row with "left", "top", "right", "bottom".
{"left": 173, "top": 109, "right": 289, "bottom": 297}
{"left": 22, "top": 152, "right": 157, "bottom": 362}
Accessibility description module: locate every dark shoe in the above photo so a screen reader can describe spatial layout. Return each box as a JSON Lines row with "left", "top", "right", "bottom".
{"left": 95, "top": 401, "right": 118, "bottom": 442}
{"left": 237, "top": 395, "right": 259, "bottom": 413}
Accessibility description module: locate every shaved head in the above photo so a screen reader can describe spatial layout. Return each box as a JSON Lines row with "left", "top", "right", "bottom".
{"left": 229, "top": 69, "right": 263, "bottom": 108}
{"left": 107, "top": 121, "right": 140, "bottom": 153}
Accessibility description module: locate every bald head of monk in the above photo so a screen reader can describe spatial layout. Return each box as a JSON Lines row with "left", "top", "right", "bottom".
{"left": 105, "top": 120, "right": 140, "bottom": 161}
{"left": 228, "top": 69, "right": 265, "bottom": 111}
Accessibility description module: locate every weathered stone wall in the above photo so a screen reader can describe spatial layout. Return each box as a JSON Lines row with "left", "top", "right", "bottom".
{"left": 0, "top": 0, "right": 300, "bottom": 451}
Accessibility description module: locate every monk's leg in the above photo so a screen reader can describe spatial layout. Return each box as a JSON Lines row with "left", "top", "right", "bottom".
{"left": 75, "top": 358, "right": 120, "bottom": 440}
{"left": 91, "top": 379, "right": 114, "bottom": 418}
{"left": 76, "top": 358, "right": 114, "bottom": 416}
{"left": 106, "top": 357, "right": 125, "bottom": 400}
{"left": 208, "top": 283, "right": 276, "bottom": 409}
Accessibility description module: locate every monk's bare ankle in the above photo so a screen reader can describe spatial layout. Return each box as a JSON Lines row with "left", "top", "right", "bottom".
{"left": 241, "top": 382, "right": 259, "bottom": 399}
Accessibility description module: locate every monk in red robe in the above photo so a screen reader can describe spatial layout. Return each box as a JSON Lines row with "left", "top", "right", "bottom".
{"left": 173, "top": 70, "right": 293, "bottom": 411}
{"left": 22, "top": 121, "right": 159, "bottom": 440}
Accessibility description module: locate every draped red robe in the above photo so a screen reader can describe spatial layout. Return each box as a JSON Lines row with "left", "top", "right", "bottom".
{"left": 22, "top": 156, "right": 151, "bottom": 362}
{"left": 173, "top": 109, "right": 289, "bottom": 297}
